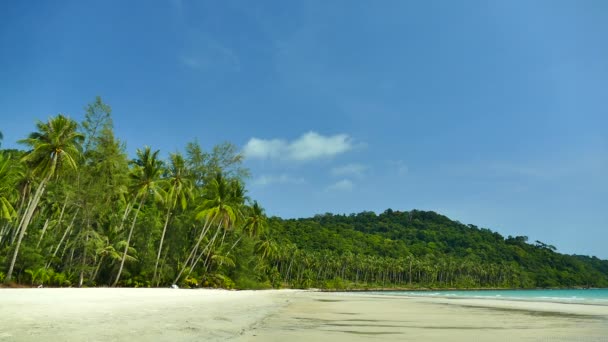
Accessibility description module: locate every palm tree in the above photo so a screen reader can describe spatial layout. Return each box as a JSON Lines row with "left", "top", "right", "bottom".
{"left": 173, "top": 173, "right": 239, "bottom": 284}
{"left": 242, "top": 201, "right": 267, "bottom": 238}
{"left": 112, "top": 146, "right": 163, "bottom": 286}
{"left": 255, "top": 236, "right": 278, "bottom": 260}
{"left": 3, "top": 162, "right": 33, "bottom": 246}
{"left": 6, "top": 115, "right": 83, "bottom": 282}
{"left": 0, "top": 153, "right": 17, "bottom": 222}
{"left": 195, "top": 177, "right": 245, "bottom": 275}
{"left": 224, "top": 200, "right": 267, "bottom": 257}
{"left": 153, "top": 153, "right": 193, "bottom": 285}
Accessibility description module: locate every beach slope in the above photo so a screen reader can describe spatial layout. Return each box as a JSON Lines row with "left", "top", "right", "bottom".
{"left": 2, "top": 289, "right": 607, "bottom": 341}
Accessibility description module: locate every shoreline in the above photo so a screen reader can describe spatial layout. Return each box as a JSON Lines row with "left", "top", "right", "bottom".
{"left": 335, "top": 288, "right": 608, "bottom": 307}
{"left": 239, "top": 291, "right": 608, "bottom": 341}
{"left": 319, "top": 286, "right": 605, "bottom": 292}
{"left": 2, "top": 288, "right": 607, "bottom": 341}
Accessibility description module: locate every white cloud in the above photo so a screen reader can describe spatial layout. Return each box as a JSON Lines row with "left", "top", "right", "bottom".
{"left": 327, "top": 179, "right": 354, "bottom": 191}
{"left": 243, "top": 131, "right": 354, "bottom": 162}
{"left": 243, "top": 138, "right": 285, "bottom": 160}
{"left": 252, "top": 174, "right": 305, "bottom": 186}
{"left": 331, "top": 163, "right": 368, "bottom": 178}
{"left": 287, "top": 132, "right": 352, "bottom": 161}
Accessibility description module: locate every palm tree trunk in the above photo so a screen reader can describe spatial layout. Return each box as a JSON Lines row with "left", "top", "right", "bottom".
{"left": 172, "top": 216, "right": 216, "bottom": 284}
{"left": 225, "top": 234, "right": 244, "bottom": 257}
{"left": 6, "top": 176, "right": 49, "bottom": 282}
{"left": 35, "top": 218, "right": 50, "bottom": 248}
{"left": 79, "top": 232, "right": 88, "bottom": 287}
{"left": 92, "top": 255, "right": 105, "bottom": 283}
{"left": 46, "top": 209, "right": 79, "bottom": 269}
{"left": 153, "top": 207, "right": 172, "bottom": 285}
{"left": 409, "top": 259, "right": 413, "bottom": 285}
{"left": 10, "top": 197, "right": 33, "bottom": 245}
{"left": 188, "top": 219, "right": 224, "bottom": 278}
{"left": 1, "top": 192, "right": 28, "bottom": 246}
{"left": 111, "top": 200, "right": 134, "bottom": 236}
{"left": 113, "top": 195, "right": 146, "bottom": 287}
{"left": 190, "top": 219, "right": 223, "bottom": 271}
{"left": 79, "top": 220, "right": 91, "bottom": 287}
{"left": 37, "top": 196, "right": 68, "bottom": 248}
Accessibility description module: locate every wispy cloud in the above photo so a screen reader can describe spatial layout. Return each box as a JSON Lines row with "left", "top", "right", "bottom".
{"left": 327, "top": 179, "right": 354, "bottom": 191}
{"left": 331, "top": 163, "right": 368, "bottom": 178}
{"left": 243, "top": 131, "right": 354, "bottom": 162}
{"left": 252, "top": 174, "right": 305, "bottom": 186}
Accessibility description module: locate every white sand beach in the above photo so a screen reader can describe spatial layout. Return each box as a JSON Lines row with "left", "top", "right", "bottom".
{"left": 1, "top": 289, "right": 607, "bottom": 341}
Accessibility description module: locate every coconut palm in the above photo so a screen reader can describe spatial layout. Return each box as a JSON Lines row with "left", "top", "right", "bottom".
{"left": 242, "top": 201, "right": 266, "bottom": 238}
{"left": 112, "top": 146, "right": 163, "bottom": 286}
{"left": 153, "top": 152, "right": 193, "bottom": 285}
{"left": 0, "top": 153, "right": 17, "bottom": 222}
{"left": 224, "top": 200, "right": 267, "bottom": 258}
{"left": 173, "top": 173, "right": 239, "bottom": 284}
{"left": 195, "top": 176, "right": 246, "bottom": 273}
{"left": 3, "top": 161, "right": 33, "bottom": 246}
{"left": 6, "top": 115, "right": 83, "bottom": 282}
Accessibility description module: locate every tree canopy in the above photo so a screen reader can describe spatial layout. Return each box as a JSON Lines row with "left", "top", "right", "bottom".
{"left": 1, "top": 98, "right": 606, "bottom": 290}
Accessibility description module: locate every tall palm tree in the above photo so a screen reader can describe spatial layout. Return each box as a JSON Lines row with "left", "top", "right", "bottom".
{"left": 242, "top": 201, "right": 266, "bottom": 238}
{"left": 173, "top": 173, "right": 239, "bottom": 284}
{"left": 5, "top": 115, "right": 84, "bottom": 282}
{"left": 0, "top": 152, "right": 19, "bottom": 247}
{"left": 112, "top": 146, "right": 163, "bottom": 286}
{"left": 224, "top": 200, "right": 267, "bottom": 257}
{"left": 195, "top": 177, "right": 246, "bottom": 274}
{"left": 0, "top": 153, "right": 17, "bottom": 222}
{"left": 153, "top": 153, "right": 193, "bottom": 285}
{"left": 4, "top": 161, "right": 33, "bottom": 246}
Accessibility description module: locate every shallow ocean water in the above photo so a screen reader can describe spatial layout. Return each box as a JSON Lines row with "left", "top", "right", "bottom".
{"left": 365, "top": 288, "right": 608, "bottom": 305}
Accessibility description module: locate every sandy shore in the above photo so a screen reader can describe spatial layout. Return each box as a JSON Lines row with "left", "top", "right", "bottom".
{"left": 0, "top": 288, "right": 294, "bottom": 341}
{"left": 2, "top": 289, "right": 607, "bottom": 341}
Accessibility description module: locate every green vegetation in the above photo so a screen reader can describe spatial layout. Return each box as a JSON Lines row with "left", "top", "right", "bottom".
{"left": 1, "top": 98, "right": 607, "bottom": 289}
{"left": 0, "top": 97, "right": 264, "bottom": 288}
{"left": 264, "top": 210, "right": 608, "bottom": 289}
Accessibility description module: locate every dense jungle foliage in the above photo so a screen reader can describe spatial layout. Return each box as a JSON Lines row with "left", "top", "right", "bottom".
{"left": 265, "top": 211, "right": 608, "bottom": 289}
{"left": 1, "top": 97, "right": 606, "bottom": 289}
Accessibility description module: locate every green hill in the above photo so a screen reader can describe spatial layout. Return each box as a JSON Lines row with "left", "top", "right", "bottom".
{"left": 263, "top": 209, "right": 608, "bottom": 289}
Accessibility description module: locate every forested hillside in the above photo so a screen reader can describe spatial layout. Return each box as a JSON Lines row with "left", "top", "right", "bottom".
{"left": 265, "top": 210, "right": 608, "bottom": 289}
{"left": 1, "top": 97, "right": 606, "bottom": 290}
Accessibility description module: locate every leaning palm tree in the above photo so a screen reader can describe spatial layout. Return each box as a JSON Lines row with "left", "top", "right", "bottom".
{"left": 224, "top": 201, "right": 267, "bottom": 257}
{"left": 5, "top": 114, "right": 84, "bottom": 282}
{"left": 153, "top": 153, "right": 193, "bottom": 285}
{"left": 112, "top": 146, "right": 163, "bottom": 286}
{"left": 173, "top": 173, "right": 239, "bottom": 284}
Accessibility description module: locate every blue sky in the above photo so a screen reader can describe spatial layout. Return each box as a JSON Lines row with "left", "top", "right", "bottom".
{"left": 1, "top": 1, "right": 607, "bottom": 258}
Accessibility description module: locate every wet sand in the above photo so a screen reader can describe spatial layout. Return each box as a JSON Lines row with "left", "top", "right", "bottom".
{"left": 238, "top": 292, "right": 608, "bottom": 341}
{"left": 2, "top": 289, "right": 607, "bottom": 341}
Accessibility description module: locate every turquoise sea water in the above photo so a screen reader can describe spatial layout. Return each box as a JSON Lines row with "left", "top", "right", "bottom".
{"left": 365, "top": 289, "right": 608, "bottom": 305}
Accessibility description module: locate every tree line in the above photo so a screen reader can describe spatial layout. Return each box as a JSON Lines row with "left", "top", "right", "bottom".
{"left": 1, "top": 97, "right": 606, "bottom": 289}
{"left": 0, "top": 97, "right": 269, "bottom": 288}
